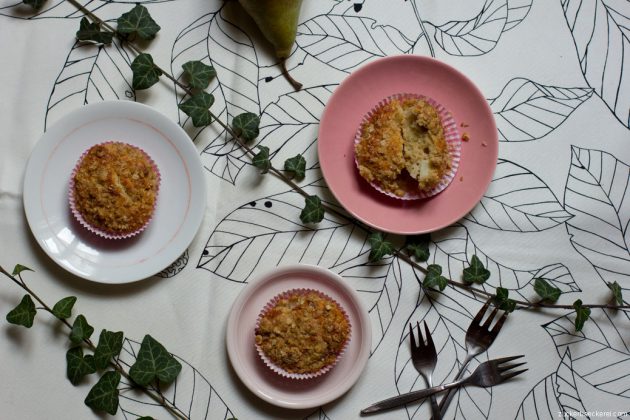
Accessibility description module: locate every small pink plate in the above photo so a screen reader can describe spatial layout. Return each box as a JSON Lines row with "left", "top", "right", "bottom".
{"left": 318, "top": 55, "right": 498, "bottom": 234}
{"left": 225, "top": 264, "right": 371, "bottom": 409}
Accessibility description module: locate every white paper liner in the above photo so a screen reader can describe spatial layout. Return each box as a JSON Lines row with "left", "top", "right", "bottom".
{"left": 68, "top": 141, "right": 160, "bottom": 240}
{"left": 354, "top": 93, "right": 462, "bottom": 200}
{"left": 254, "top": 288, "right": 351, "bottom": 380}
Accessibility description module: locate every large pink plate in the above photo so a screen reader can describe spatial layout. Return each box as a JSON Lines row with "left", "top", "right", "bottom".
{"left": 225, "top": 264, "right": 371, "bottom": 409}
{"left": 318, "top": 55, "right": 498, "bottom": 234}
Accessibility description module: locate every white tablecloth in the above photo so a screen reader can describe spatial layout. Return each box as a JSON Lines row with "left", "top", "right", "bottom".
{"left": 1, "top": 0, "right": 629, "bottom": 419}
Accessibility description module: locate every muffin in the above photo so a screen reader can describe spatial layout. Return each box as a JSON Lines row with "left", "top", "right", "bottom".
{"left": 355, "top": 94, "right": 459, "bottom": 198}
{"left": 69, "top": 141, "right": 159, "bottom": 238}
{"left": 254, "top": 289, "right": 351, "bottom": 378}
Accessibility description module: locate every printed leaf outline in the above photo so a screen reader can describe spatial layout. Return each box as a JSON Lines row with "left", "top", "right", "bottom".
{"left": 196, "top": 183, "right": 404, "bottom": 354}
{"left": 561, "top": 0, "right": 630, "bottom": 128}
{"left": 515, "top": 348, "right": 588, "bottom": 418}
{"left": 543, "top": 309, "right": 630, "bottom": 398}
{"left": 489, "top": 78, "right": 593, "bottom": 142}
{"left": 431, "top": 0, "right": 508, "bottom": 56}
{"left": 430, "top": 224, "right": 580, "bottom": 302}
{"left": 505, "top": 0, "right": 533, "bottom": 31}
{"left": 296, "top": 14, "right": 415, "bottom": 73}
{"left": 117, "top": 338, "right": 236, "bottom": 419}
{"left": 45, "top": 37, "right": 135, "bottom": 130}
{"left": 304, "top": 407, "right": 331, "bottom": 420}
{"left": 156, "top": 250, "right": 189, "bottom": 278}
{"left": 564, "top": 147, "right": 630, "bottom": 293}
{"left": 171, "top": 6, "right": 260, "bottom": 184}
{"left": 464, "top": 159, "right": 574, "bottom": 232}
{"left": 395, "top": 292, "right": 492, "bottom": 419}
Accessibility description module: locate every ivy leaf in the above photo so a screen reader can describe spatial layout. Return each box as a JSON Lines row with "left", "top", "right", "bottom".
{"left": 252, "top": 146, "right": 271, "bottom": 174}
{"left": 131, "top": 53, "right": 162, "bottom": 90}
{"left": 12, "top": 264, "right": 33, "bottom": 276}
{"left": 129, "top": 335, "right": 182, "bottom": 386}
{"left": 463, "top": 255, "right": 491, "bottom": 284}
{"left": 284, "top": 154, "right": 306, "bottom": 179}
{"left": 572, "top": 299, "right": 591, "bottom": 332}
{"left": 406, "top": 234, "right": 431, "bottom": 262}
{"left": 367, "top": 232, "right": 394, "bottom": 262}
{"left": 300, "top": 195, "right": 325, "bottom": 224}
{"left": 533, "top": 278, "right": 562, "bottom": 303}
{"left": 94, "top": 330, "right": 124, "bottom": 370}
{"left": 423, "top": 264, "right": 448, "bottom": 291}
{"left": 116, "top": 4, "right": 161, "bottom": 40}
{"left": 6, "top": 295, "right": 36, "bottom": 328}
{"left": 494, "top": 287, "right": 516, "bottom": 313}
{"left": 179, "top": 92, "right": 214, "bottom": 127}
{"left": 76, "top": 17, "right": 113, "bottom": 45}
{"left": 608, "top": 281, "right": 623, "bottom": 305}
{"left": 22, "top": 0, "right": 46, "bottom": 9}
{"left": 182, "top": 60, "right": 216, "bottom": 89}
{"left": 66, "top": 347, "right": 96, "bottom": 385}
{"left": 52, "top": 296, "right": 77, "bottom": 320}
{"left": 232, "top": 112, "right": 260, "bottom": 141}
{"left": 70, "top": 315, "right": 94, "bottom": 344}
{"left": 84, "top": 371, "right": 121, "bottom": 415}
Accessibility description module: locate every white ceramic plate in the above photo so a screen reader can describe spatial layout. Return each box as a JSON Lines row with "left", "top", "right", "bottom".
{"left": 226, "top": 264, "right": 372, "bottom": 409}
{"left": 23, "top": 101, "right": 206, "bottom": 284}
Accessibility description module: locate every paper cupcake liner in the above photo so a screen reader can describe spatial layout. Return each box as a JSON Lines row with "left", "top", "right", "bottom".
{"left": 354, "top": 93, "right": 461, "bottom": 200}
{"left": 254, "top": 288, "right": 351, "bottom": 380}
{"left": 68, "top": 141, "right": 160, "bottom": 240}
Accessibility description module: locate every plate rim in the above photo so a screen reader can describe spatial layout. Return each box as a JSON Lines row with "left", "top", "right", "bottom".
{"left": 225, "top": 263, "right": 372, "bottom": 409}
{"left": 22, "top": 100, "right": 206, "bottom": 284}
{"left": 317, "top": 54, "right": 499, "bottom": 235}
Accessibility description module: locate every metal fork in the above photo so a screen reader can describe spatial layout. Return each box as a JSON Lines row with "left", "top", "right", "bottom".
{"left": 432, "top": 298, "right": 509, "bottom": 419}
{"left": 409, "top": 321, "right": 441, "bottom": 420}
{"left": 360, "top": 355, "right": 527, "bottom": 415}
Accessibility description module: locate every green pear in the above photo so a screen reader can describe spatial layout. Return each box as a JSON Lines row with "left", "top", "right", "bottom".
{"left": 237, "top": 0, "right": 303, "bottom": 90}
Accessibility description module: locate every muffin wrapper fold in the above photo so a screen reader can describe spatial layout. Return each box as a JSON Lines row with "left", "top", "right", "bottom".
{"left": 354, "top": 93, "right": 461, "bottom": 200}
{"left": 68, "top": 141, "right": 160, "bottom": 240}
{"left": 255, "top": 288, "right": 351, "bottom": 380}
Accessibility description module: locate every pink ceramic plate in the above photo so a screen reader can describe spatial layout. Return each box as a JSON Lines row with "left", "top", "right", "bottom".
{"left": 318, "top": 55, "right": 498, "bottom": 234}
{"left": 226, "top": 264, "right": 371, "bottom": 409}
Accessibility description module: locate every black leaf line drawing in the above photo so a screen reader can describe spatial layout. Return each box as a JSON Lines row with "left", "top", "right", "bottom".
{"left": 0, "top": 0, "right": 167, "bottom": 21}
{"left": 304, "top": 407, "right": 331, "bottom": 420}
{"left": 515, "top": 348, "right": 589, "bottom": 419}
{"left": 395, "top": 292, "right": 491, "bottom": 420}
{"left": 505, "top": 0, "right": 533, "bottom": 31}
{"left": 431, "top": 224, "right": 580, "bottom": 302}
{"left": 45, "top": 37, "right": 134, "bottom": 129}
{"left": 464, "top": 159, "right": 574, "bottom": 232}
{"left": 117, "top": 338, "right": 236, "bottom": 419}
{"left": 196, "top": 184, "right": 404, "bottom": 354}
{"left": 171, "top": 6, "right": 260, "bottom": 184}
{"left": 564, "top": 147, "right": 630, "bottom": 293}
{"left": 561, "top": 0, "right": 630, "bottom": 128}
{"left": 489, "top": 78, "right": 593, "bottom": 142}
{"left": 543, "top": 309, "right": 630, "bottom": 399}
{"left": 296, "top": 14, "right": 415, "bottom": 73}
{"left": 432, "top": 0, "right": 509, "bottom": 56}
{"left": 156, "top": 250, "right": 189, "bottom": 278}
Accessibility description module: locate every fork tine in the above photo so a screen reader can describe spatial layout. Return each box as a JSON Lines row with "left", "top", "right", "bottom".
{"left": 473, "top": 298, "right": 492, "bottom": 325}
{"left": 482, "top": 306, "right": 500, "bottom": 329}
{"left": 491, "top": 355, "right": 525, "bottom": 365}
{"left": 498, "top": 362, "right": 527, "bottom": 372}
{"left": 408, "top": 323, "right": 417, "bottom": 349}
{"left": 416, "top": 321, "right": 425, "bottom": 347}
{"left": 500, "top": 368, "right": 528, "bottom": 381}
{"left": 423, "top": 321, "right": 435, "bottom": 350}
{"left": 490, "top": 311, "right": 509, "bottom": 335}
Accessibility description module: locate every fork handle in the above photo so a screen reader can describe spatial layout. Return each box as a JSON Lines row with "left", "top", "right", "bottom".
{"left": 360, "top": 380, "right": 466, "bottom": 415}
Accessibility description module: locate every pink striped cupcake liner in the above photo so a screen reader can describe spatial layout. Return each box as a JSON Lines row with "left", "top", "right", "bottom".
{"left": 254, "top": 288, "right": 351, "bottom": 380}
{"left": 354, "top": 93, "right": 462, "bottom": 200}
{"left": 68, "top": 141, "right": 160, "bottom": 240}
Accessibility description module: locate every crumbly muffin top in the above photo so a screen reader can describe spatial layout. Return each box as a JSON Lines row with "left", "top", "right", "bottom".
{"left": 255, "top": 290, "right": 350, "bottom": 374}
{"left": 72, "top": 142, "right": 159, "bottom": 235}
{"left": 355, "top": 97, "right": 451, "bottom": 196}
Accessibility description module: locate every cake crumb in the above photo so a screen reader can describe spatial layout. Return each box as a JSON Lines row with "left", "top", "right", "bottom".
{"left": 459, "top": 176, "right": 464, "bottom": 181}
{"left": 462, "top": 132, "right": 470, "bottom": 142}
{"left": 460, "top": 122, "right": 469, "bottom": 128}
{"left": 481, "top": 141, "right": 488, "bottom": 147}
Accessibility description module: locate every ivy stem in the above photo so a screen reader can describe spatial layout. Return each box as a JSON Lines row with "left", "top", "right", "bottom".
{"left": 395, "top": 251, "right": 630, "bottom": 310}
{"left": 0, "top": 265, "right": 188, "bottom": 420}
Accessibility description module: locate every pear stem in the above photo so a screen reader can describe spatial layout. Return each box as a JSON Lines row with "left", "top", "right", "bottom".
{"left": 280, "top": 59, "right": 302, "bottom": 91}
